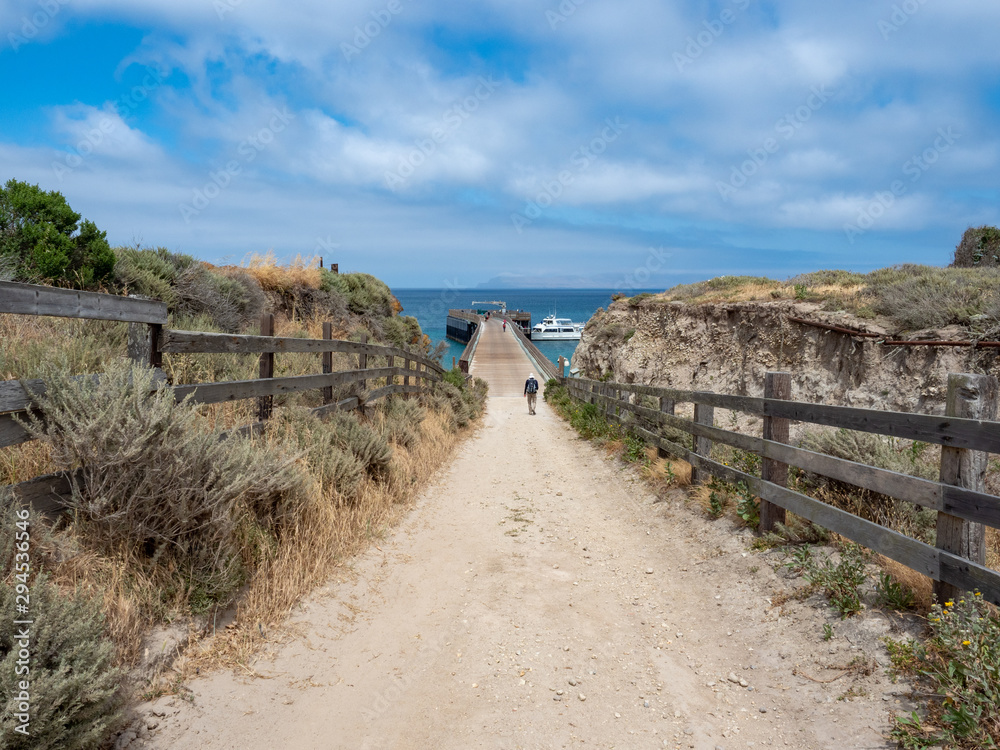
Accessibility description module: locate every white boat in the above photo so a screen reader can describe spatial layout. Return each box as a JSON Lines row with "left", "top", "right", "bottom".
{"left": 530, "top": 314, "right": 584, "bottom": 341}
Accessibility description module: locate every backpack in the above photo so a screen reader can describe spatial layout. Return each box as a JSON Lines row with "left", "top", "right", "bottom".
{"left": 526, "top": 378, "right": 538, "bottom": 394}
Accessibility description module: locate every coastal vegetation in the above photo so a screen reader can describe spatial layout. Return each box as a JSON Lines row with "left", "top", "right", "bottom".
{"left": 0, "top": 241, "right": 486, "bottom": 747}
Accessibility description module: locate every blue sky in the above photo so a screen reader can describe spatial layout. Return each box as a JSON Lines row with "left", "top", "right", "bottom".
{"left": 2, "top": 0, "right": 998, "bottom": 289}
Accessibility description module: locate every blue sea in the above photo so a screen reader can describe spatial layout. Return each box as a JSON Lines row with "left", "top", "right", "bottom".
{"left": 392, "top": 288, "right": 658, "bottom": 371}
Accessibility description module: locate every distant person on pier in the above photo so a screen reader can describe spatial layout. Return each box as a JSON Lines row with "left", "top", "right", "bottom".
{"left": 503, "top": 320, "right": 507, "bottom": 332}
{"left": 524, "top": 373, "right": 538, "bottom": 415}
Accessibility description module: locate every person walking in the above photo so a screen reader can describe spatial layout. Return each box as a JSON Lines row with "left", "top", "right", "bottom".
{"left": 502, "top": 319, "right": 507, "bottom": 332}
{"left": 524, "top": 372, "right": 539, "bottom": 415}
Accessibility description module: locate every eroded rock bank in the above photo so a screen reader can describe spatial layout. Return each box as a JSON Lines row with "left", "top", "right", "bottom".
{"left": 574, "top": 298, "right": 999, "bottom": 415}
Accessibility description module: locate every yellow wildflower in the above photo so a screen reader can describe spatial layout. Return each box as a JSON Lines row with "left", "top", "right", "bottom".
{"left": 962, "top": 640, "right": 971, "bottom": 646}
{"left": 945, "top": 601, "right": 954, "bottom": 607}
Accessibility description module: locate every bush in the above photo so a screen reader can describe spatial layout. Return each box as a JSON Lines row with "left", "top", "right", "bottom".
{"left": 892, "top": 592, "right": 1000, "bottom": 748}
{"left": 0, "top": 179, "right": 115, "bottom": 288}
{"left": 0, "top": 575, "right": 124, "bottom": 750}
{"left": 323, "top": 410, "right": 394, "bottom": 479}
{"left": 323, "top": 272, "right": 400, "bottom": 318}
{"left": 861, "top": 265, "right": 1000, "bottom": 331}
{"left": 376, "top": 396, "right": 426, "bottom": 449}
{"left": 19, "top": 361, "right": 306, "bottom": 607}
{"left": 268, "top": 408, "right": 367, "bottom": 499}
{"left": 799, "top": 429, "right": 938, "bottom": 543}
{"left": 115, "top": 247, "right": 266, "bottom": 332}
{"left": 953, "top": 225, "right": 1000, "bottom": 268}
{"left": 0, "top": 503, "right": 125, "bottom": 750}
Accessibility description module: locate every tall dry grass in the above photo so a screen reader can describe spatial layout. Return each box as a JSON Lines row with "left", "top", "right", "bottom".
{"left": 241, "top": 250, "right": 322, "bottom": 291}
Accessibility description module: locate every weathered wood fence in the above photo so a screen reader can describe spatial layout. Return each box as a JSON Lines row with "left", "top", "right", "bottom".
{"left": 558, "top": 369, "right": 1000, "bottom": 605}
{"left": 1, "top": 280, "right": 444, "bottom": 512}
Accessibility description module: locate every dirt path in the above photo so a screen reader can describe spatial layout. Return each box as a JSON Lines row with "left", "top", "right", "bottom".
{"left": 143, "top": 320, "right": 913, "bottom": 749}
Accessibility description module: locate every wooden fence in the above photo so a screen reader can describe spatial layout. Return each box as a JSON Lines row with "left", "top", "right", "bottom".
{"left": 558, "top": 370, "right": 1000, "bottom": 605}
{"left": 1, "top": 280, "right": 444, "bottom": 512}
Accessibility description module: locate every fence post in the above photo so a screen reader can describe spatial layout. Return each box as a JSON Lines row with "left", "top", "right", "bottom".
{"left": 656, "top": 396, "right": 675, "bottom": 459}
{"left": 258, "top": 313, "right": 275, "bottom": 422}
{"left": 127, "top": 321, "right": 162, "bottom": 369}
{"left": 934, "top": 372, "right": 998, "bottom": 602}
{"left": 558, "top": 357, "right": 566, "bottom": 378}
{"left": 404, "top": 358, "right": 410, "bottom": 389}
{"left": 760, "top": 371, "right": 792, "bottom": 533}
{"left": 387, "top": 354, "right": 394, "bottom": 390}
{"left": 322, "top": 322, "right": 333, "bottom": 405}
{"left": 690, "top": 399, "right": 714, "bottom": 484}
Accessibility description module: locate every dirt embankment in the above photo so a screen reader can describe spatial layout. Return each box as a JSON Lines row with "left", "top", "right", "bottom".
{"left": 574, "top": 299, "right": 999, "bottom": 415}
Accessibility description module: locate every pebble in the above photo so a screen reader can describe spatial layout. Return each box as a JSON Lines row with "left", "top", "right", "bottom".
{"left": 727, "top": 673, "right": 741, "bottom": 684}
{"left": 646, "top": 568, "right": 654, "bottom": 574}
{"left": 568, "top": 678, "right": 578, "bottom": 686}
{"left": 556, "top": 690, "right": 564, "bottom": 696}
{"left": 615, "top": 712, "right": 621, "bottom": 719}
{"left": 759, "top": 707, "right": 767, "bottom": 713}
{"left": 472, "top": 683, "right": 478, "bottom": 688}
{"left": 579, "top": 694, "right": 586, "bottom": 701}
{"left": 644, "top": 700, "right": 650, "bottom": 708}
{"left": 554, "top": 695, "right": 563, "bottom": 701}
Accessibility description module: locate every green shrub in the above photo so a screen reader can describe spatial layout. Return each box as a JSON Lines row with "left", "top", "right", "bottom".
{"left": 953, "top": 225, "right": 1000, "bottom": 268}
{"left": 892, "top": 592, "right": 1000, "bottom": 748}
{"left": 19, "top": 360, "right": 306, "bottom": 608}
{"left": 323, "top": 272, "right": 398, "bottom": 318}
{"left": 0, "top": 179, "right": 115, "bottom": 288}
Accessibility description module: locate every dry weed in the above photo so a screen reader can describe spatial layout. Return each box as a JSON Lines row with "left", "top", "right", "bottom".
{"left": 242, "top": 250, "right": 322, "bottom": 291}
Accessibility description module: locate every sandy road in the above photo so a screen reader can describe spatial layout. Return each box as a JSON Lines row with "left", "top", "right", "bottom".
{"left": 146, "top": 319, "right": 906, "bottom": 749}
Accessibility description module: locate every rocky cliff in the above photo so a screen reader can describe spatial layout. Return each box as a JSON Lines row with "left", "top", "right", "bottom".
{"left": 574, "top": 298, "right": 999, "bottom": 416}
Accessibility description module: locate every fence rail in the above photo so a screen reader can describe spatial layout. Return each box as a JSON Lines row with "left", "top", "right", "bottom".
{"left": 560, "top": 372, "right": 1000, "bottom": 605}
{"left": 1, "top": 282, "right": 445, "bottom": 511}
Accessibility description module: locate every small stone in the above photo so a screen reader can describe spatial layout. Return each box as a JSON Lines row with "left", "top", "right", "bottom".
{"left": 472, "top": 683, "right": 478, "bottom": 688}
{"left": 614, "top": 712, "right": 621, "bottom": 718}
{"left": 146, "top": 720, "right": 159, "bottom": 730}
{"left": 646, "top": 568, "right": 654, "bottom": 574}
{"left": 579, "top": 693, "right": 586, "bottom": 701}
{"left": 556, "top": 491, "right": 563, "bottom": 496}
{"left": 556, "top": 690, "right": 564, "bottom": 696}
{"left": 759, "top": 707, "right": 767, "bottom": 713}
{"left": 563, "top": 645, "right": 570, "bottom": 651}
{"left": 554, "top": 694, "right": 563, "bottom": 701}
{"left": 568, "top": 678, "right": 578, "bottom": 686}
{"left": 728, "top": 673, "right": 741, "bottom": 684}
{"left": 739, "top": 679, "right": 748, "bottom": 688}
{"left": 683, "top": 728, "right": 694, "bottom": 735}
{"left": 644, "top": 700, "right": 650, "bottom": 708}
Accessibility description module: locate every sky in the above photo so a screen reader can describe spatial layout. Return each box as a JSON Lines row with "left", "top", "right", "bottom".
{"left": 1, "top": 0, "right": 998, "bottom": 289}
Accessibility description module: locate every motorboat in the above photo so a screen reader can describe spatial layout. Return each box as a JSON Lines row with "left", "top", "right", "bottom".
{"left": 530, "top": 314, "right": 584, "bottom": 340}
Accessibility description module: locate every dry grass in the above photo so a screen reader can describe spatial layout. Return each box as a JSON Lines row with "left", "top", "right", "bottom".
{"left": 150, "top": 408, "right": 462, "bottom": 684}
{"left": 242, "top": 250, "right": 322, "bottom": 292}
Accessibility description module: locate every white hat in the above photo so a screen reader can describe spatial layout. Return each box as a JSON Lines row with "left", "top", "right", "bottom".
{"left": 529, "top": 373, "right": 534, "bottom": 378}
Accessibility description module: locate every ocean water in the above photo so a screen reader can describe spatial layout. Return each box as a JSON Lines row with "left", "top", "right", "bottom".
{"left": 392, "top": 288, "right": 657, "bottom": 371}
